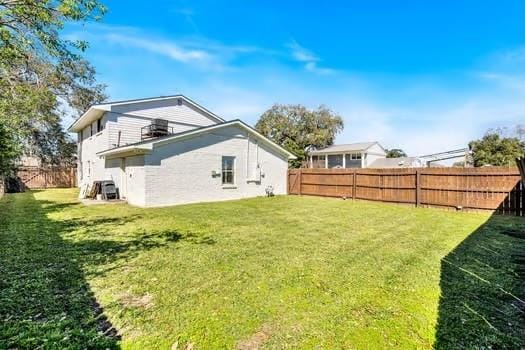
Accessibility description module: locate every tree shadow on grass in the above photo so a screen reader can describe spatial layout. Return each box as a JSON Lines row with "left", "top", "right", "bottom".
{"left": 0, "top": 191, "right": 215, "bottom": 348}
{"left": 434, "top": 214, "right": 525, "bottom": 349}
{"left": 58, "top": 216, "right": 216, "bottom": 279}
{"left": 0, "top": 193, "right": 121, "bottom": 348}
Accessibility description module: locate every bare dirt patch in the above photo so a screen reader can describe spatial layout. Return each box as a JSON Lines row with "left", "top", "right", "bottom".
{"left": 118, "top": 292, "right": 154, "bottom": 309}
{"left": 236, "top": 324, "right": 272, "bottom": 350}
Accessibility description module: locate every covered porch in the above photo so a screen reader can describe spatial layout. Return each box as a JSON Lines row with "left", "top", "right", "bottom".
{"left": 309, "top": 152, "right": 364, "bottom": 168}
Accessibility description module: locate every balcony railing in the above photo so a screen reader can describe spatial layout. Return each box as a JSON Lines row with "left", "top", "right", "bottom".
{"left": 141, "top": 119, "right": 174, "bottom": 140}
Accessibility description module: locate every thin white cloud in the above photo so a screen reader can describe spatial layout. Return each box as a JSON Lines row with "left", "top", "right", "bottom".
{"left": 287, "top": 39, "right": 335, "bottom": 74}
{"left": 68, "top": 24, "right": 336, "bottom": 73}
{"left": 477, "top": 72, "right": 525, "bottom": 93}
{"left": 66, "top": 23, "right": 274, "bottom": 71}
{"left": 288, "top": 39, "right": 319, "bottom": 62}
{"left": 105, "top": 33, "right": 210, "bottom": 62}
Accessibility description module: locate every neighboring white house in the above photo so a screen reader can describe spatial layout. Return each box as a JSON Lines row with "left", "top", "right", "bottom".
{"left": 307, "top": 142, "right": 387, "bottom": 168}
{"left": 68, "top": 95, "right": 296, "bottom": 207}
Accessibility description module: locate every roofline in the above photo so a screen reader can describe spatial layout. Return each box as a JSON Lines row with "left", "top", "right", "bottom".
{"left": 68, "top": 108, "right": 104, "bottom": 132}
{"left": 368, "top": 141, "right": 386, "bottom": 153}
{"left": 97, "top": 120, "right": 297, "bottom": 160}
{"left": 89, "top": 94, "right": 185, "bottom": 106}
{"left": 309, "top": 150, "right": 368, "bottom": 155}
{"left": 67, "top": 94, "right": 225, "bottom": 132}
{"left": 309, "top": 141, "right": 386, "bottom": 155}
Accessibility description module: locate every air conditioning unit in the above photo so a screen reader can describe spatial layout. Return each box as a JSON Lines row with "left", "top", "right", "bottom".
{"left": 150, "top": 119, "right": 169, "bottom": 134}
{"left": 141, "top": 119, "right": 172, "bottom": 139}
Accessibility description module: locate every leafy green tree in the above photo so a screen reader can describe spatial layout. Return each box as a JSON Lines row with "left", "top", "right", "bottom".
{"left": 0, "top": 0, "right": 107, "bottom": 174}
{"left": 31, "top": 117, "right": 78, "bottom": 166}
{"left": 0, "top": 0, "right": 106, "bottom": 63}
{"left": 386, "top": 148, "right": 407, "bottom": 158}
{"left": 255, "top": 104, "right": 344, "bottom": 167}
{"left": 469, "top": 131, "right": 525, "bottom": 167}
{"left": 0, "top": 123, "right": 20, "bottom": 176}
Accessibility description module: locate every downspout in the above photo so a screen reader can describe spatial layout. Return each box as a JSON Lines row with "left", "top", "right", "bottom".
{"left": 246, "top": 133, "right": 250, "bottom": 178}
{"left": 256, "top": 140, "right": 259, "bottom": 167}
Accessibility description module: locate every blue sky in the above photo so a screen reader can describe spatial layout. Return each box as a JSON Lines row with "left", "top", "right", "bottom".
{"left": 66, "top": 0, "right": 525, "bottom": 155}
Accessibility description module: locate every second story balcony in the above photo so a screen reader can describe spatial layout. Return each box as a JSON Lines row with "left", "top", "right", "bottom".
{"left": 141, "top": 119, "right": 174, "bottom": 140}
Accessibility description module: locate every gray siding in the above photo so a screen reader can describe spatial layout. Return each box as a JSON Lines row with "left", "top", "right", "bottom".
{"left": 105, "top": 99, "right": 219, "bottom": 147}
{"left": 77, "top": 123, "right": 110, "bottom": 186}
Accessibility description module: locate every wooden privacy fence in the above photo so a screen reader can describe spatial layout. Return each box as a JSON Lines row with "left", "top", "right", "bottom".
{"left": 288, "top": 167, "right": 525, "bottom": 216}
{"left": 16, "top": 167, "right": 77, "bottom": 189}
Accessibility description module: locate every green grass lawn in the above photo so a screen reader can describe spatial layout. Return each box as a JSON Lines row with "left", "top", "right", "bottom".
{"left": 1, "top": 189, "right": 524, "bottom": 349}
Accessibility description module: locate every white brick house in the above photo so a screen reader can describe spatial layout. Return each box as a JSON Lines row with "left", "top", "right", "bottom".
{"left": 68, "top": 95, "right": 295, "bottom": 207}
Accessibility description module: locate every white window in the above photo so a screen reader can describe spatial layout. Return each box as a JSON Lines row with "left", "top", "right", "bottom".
{"left": 222, "top": 156, "right": 235, "bottom": 185}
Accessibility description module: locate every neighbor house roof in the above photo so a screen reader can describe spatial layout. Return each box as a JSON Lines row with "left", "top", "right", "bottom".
{"left": 67, "top": 95, "right": 225, "bottom": 133}
{"left": 368, "top": 157, "right": 424, "bottom": 168}
{"left": 309, "top": 142, "right": 385, "bottom": 155}
{"left": 96, "top": 119, "right": 297, "bottom": 160}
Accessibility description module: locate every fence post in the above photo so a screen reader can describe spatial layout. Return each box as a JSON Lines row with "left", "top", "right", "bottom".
{"left": 298, "top": 169, "right": 302, "bottom": 195}
{"left": 352, "top": 169, "right": 357, "bottom": 199}
{"left": 521, "top": 180, "right": 525, "bottom": 217}
{"left": 380, "top": 171, "right": 384, "bottom": 201}
{"left": 286, "top": 169, "right": 289, "bottom": 194}
{"left": 515, "top": 181, "right": 521, "bottom": 217}
{"left": 415, "top": 169, "right": 421, "bottom": 207}
{"left": 352, "top": 170, "right": 356, "bottom": 200}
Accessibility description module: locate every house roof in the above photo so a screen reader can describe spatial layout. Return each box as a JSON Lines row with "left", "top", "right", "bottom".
{"left": 96, "top": 119, "right": 297, "bottom": 160}
{"left": 368, "top": 157, "right": 423, "bottom": 168}
{"left": 67, "top": 95, "right": 225, "bottom": 133}
{"left": 309, "top": 142, "right": 384, "bottom": 155}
